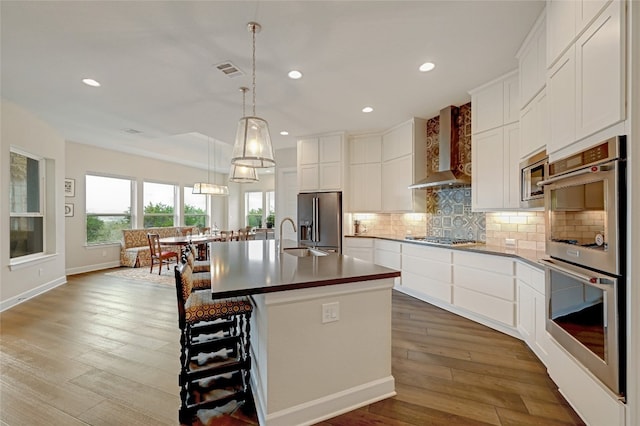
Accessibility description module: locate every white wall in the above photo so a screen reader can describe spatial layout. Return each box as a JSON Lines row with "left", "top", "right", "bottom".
{"left": 65, "top": 141, "right": 228, "bottom": 274}
{"left": 1, "top": 101, "right": 67, "bottom": 310}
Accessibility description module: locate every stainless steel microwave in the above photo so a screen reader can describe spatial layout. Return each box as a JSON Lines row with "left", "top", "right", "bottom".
{"left": 520, "top": 151, "right": 548, "bottom": 208}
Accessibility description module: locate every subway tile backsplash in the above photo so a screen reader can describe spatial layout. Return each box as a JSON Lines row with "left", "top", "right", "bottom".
{"left": 485, "top": 211, "right": 546, "bottom": 250}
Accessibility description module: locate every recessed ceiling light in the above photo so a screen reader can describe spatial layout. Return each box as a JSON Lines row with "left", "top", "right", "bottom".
{"left": 362, "top": 106, "right": 373, "bottom": 113}
{"left": 280, "top": 131, "right": 289, "bottom": 136}
{"left": 419, "top": 62, "right": 435, "bottom": 72}
{"left": 82, "top": 78, "right": 101, "bottom": 87}
{"left": 288, "top": 70, "right": 303, "bottom": 79}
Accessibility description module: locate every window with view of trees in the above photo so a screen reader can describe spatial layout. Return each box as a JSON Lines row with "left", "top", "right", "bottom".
{"left": 184, "top": 187, "right": 207, "bottom": 228}
{"left": 144, "top": 181, "right": 176, "bottom": 228}
{"left": 9, "top": 149, "right": 44, "bottom": 258}
{"left": 86, "top": 175, "right": 132, "bottom": 244}
{"left": 245, "top": 191, "right": 275, "bottom": 228}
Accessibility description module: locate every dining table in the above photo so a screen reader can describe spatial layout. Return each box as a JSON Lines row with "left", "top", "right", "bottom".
{"left": 158, "top": 234, "right": 221, "bottom": 247}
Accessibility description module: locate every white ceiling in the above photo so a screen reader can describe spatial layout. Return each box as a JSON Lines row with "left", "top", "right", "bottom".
{"left": 1, "top": 0, "right": 544, "bottom": 173}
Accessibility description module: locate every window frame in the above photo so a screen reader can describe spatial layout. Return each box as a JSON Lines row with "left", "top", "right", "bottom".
{"left": 143, "top": 180, "right": 177, "bottom": 228}
{"left": 183, "top": 186, "right": 209, "bottom": 229}
{"left": 85, "top": 173, "right": 134, "bottom": 246}
{"left": 9, "top": 147, "right": 45, "bottom": 261}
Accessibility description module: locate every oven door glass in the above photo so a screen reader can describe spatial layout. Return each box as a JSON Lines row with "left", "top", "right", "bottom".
{"left": 548, "top": 180, "right": 607, "bottom": 249}
{"left": 544, "top": 259, "right": 622, "bottom": 395}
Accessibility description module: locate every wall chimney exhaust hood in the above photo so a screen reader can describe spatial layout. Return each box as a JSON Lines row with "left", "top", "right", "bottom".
{"left": 409, "top": 105, "right": 471, "bottom": 189}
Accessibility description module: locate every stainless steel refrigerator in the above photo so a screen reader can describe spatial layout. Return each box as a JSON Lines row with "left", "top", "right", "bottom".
{"left": 297, "top": 191, "right": 342, "bottom": 253}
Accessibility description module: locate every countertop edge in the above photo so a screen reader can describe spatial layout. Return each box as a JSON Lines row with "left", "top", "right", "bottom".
{"left": 345, "top": 235, "right": 545, "bottom": 269}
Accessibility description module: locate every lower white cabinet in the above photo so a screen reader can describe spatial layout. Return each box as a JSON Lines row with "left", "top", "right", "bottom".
{"left": 516, "top": 262, "right": 549, "bottom": 365}
{"left": 374, "top": 239, "right": 401, "bottom": 286}
{"left": 452, "top": 251, "right": 516, "bottom": 328}
{"left": 401, "top": 243, "right": 452, "bottom": 304}
{"left": 343, "top": 237, "right": 374, "bottom": 262}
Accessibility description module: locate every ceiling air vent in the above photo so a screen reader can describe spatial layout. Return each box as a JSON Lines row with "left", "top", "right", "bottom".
{"left": 122, "top": 128, "right": 142, "bottom": 134}
{"left": 215, "top": 61, "right": 244, "bottom": 78}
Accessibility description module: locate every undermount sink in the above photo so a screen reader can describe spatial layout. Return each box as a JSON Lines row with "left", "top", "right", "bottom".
{"left": 283, "top": 247, "right": 328, "bottom": 257}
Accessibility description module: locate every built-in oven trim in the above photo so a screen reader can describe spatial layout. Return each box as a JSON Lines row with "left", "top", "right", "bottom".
{"left": 520, "top": 151, "right": 548, "bottom": 209}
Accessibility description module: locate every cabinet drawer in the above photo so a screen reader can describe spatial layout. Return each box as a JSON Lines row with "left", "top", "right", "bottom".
{"left": 516, "top": 262, "right": 545, "bottom": 294}
{"left": 403, "top": 256, "right": 452, "bottom": 283}
{"left": 403, "top": 271, "right": 452, "bottom": 304}
{"left": 343, "top": 247, "right": 373, "bottom": 263}
{"left": 453, "top": 251, "right": 514, "bottom": 275}
{"left": 402, "top": 243, "right": 452, "bottom": 263}
{"left": 454, "top": 265, "right": 515, "bottom": 301}
{"left": 345, "top": 237, "right": 374, "bottom": 248}
{"left": 454, "top": 287, "right": 515, "bottom": 326}
{"left": 375, "top": 239, "right": 401, "bottom": 253}
{"left": 375, "top": 250, "right": 401, "bottom": 270}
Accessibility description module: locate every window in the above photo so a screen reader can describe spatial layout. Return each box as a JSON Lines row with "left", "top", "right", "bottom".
{"left": 184, "top": 187, "right": 207, "bottom": 228}
{"left": 143, "top": 181, "right": 175, "bottom": 227}
{"left": 245, "top": 191, "right": 275, "bottom": 228}
{"left": 86, "top": 175, "right": 132, "bottom": 244}
{"left": 9, "top": 149, "right": 44, "bottom": 259}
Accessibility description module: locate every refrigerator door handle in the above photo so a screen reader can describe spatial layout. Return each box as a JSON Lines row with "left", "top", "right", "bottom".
{"left": 313, "top": 197, "right": 320, "bottom": 242}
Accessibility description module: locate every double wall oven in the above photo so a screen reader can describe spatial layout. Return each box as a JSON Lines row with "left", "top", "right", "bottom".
{"left": 539, "top": 136, "right": 626, "bottom": 398}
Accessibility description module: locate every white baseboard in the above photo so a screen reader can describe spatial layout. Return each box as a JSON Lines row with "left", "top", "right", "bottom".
{"left": 66, "top": 261, "right": 120, "bottom": 276}
{"left": 0, "top": 276, "right": 67, "bottom": 312}
{"left": 251, "top": 375, "right": 395, "bottom": 426}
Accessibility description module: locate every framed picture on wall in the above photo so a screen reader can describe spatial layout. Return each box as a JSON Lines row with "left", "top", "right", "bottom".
{"left": 64, "top": 178, "right": 75, "bottom": 197}
{"left": 65, "top": 203, "right": 74, "bottom": 217}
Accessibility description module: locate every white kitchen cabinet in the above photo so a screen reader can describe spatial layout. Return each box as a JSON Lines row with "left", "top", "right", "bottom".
{"left": 575, "top": 0, "right": 625, "bottom": 140}
{"left": 401, "top": 243, "right": 453, "bottom": 304}
{"left": 343, "top": 237, "right": 374, "bottom": 262}
{"left": 452, "top": 251, "right": 516, "bottom": 328}
{"left": 472, "top": 123, "right": 520, "bottom": 211}
{"left": 350, "top": 134, "right": 382, "bottom": 165}
{"left": 374, "top": 239, "right": 401, "bottom": 286}
{"left": 297, "top": 133, "right": 346, "bottom": 192}
{"left": 546, "top": 0, "right": 624, "bottom": 155}
{"left": 470, "top": 70, "right": 519, "bottom": 134}
{"left": 517, "top": 11, "right": 546, "bottom": 110}
{"left": 516, "top": 262, "right": 549, "bottom": 365}
{"left": 380, "top": 118, "right": 427, "bottom": 213}
{"left": 547, "top": 46, "right": 576, "bottom": 155}
{"left": 350, "top": 163, "right": 381, "bottom": 212}
{"left": 519, "top": 89, "right": 548, "bottom": 159}
{"left": 547, "top": 0, "right": 611, "bottom": 67}
{"left": 349, "top": 134, "right": 382, "bottom": 212}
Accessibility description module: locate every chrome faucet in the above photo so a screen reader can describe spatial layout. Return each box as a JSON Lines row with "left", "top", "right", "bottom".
{"left": 279, "top": 217, "right": 297, "bottom": 253}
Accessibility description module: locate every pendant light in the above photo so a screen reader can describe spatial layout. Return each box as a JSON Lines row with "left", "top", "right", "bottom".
{"left": 193, "top": 137, "right": 229, "bottom": 195}
{"left": 230, "top": 87, "right": 259, "bottom": 183}
{"left": 231, "top": 22, "right": 276, "bottom": 168}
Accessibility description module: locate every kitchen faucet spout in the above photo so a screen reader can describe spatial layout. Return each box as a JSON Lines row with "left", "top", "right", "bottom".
{"left": 279, "top": 217, "right": 297, "bottom": 253}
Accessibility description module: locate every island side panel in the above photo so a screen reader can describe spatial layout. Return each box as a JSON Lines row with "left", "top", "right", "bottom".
{"left": 250, "top": 278, "right": 395, "bottom": 425}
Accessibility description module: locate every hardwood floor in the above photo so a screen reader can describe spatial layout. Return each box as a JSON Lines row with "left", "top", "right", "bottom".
{"left": 0, "top": 270, "right": 584, "bottom": 425}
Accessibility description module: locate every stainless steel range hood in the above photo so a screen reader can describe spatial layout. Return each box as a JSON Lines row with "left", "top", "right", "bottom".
{"left": 409, "top": 105, "right": 471, "bottom": 189}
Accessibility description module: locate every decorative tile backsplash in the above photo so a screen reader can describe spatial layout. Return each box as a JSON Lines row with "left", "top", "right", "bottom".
{"left": 426, "top": 186, "right": 486, "bottom": 241}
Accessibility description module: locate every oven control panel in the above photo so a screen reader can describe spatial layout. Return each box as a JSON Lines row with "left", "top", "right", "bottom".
{"left": 549, "top": 137, "right": 617, "bottom": 176}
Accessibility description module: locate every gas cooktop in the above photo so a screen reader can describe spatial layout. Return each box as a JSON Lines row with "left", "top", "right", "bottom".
{"left": 405, "top": 236, "right": 478, "bottom": 246}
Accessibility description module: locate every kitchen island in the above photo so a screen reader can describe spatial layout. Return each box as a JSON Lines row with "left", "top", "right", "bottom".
{"left": 208, "top": 239, "right": 401, "bottom": 426}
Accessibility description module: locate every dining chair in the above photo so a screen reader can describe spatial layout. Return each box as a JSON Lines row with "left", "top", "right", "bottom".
{"left": 237, "top": 228, "right": 247, "bottom": 241}
{"left": 219, "top": 230, "right": 232, "bottom": 242}
{"left": 179, "top": 227, "right": 194, "bottom": 237}
{"left": 174, "top": 262, "right": 252, "bottom": 425}
{"left": 147, "top": 233, "right": 179, "bottom": 275}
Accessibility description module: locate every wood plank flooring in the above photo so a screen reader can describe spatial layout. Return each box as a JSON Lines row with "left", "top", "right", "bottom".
{"left": 0, "top": 270, "right": 585, "bottom": 425}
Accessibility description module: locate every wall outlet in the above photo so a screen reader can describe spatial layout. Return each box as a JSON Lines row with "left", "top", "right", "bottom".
{"left": 322, "top": 302, "right": 340, "bottom": 324}
{"left": 38, "top": 268, "right": 43, "bottom": 276}
{"left": 505, "top": 238, "right": 517, "bottom": 248}
{"left": 102, "top": 250, "right": 107, "bottom": 257}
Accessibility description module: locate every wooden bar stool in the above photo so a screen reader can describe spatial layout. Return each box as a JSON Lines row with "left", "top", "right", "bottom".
{"left": 174, "top": 262, "right": 252, "bottom": 426}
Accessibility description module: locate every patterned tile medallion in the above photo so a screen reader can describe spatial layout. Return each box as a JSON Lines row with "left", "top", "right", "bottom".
{"left": 426, "top": 186, "right": 486, "bottom": 242}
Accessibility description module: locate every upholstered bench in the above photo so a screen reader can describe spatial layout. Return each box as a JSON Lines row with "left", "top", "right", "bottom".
{"left": 120, "top": 227, "right": 184, "bottom": 267}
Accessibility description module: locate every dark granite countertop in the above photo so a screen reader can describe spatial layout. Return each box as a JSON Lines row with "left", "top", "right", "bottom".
{"left": 209, "top": 239, "right": 401, "bottom": 298}
{"left": 345, "top": 234, "right": 546, "bottom": 269}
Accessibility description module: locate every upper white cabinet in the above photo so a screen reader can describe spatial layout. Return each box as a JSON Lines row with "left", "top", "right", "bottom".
{"left": 297, "top": 133, "right": 346, "bottom": 192}
{"left": 381, "top": 118, "right": 427, "bottom": 212}
{"left": 470, "top": 70, "right": 519, "bottom": 134}
{"left": 470, "top": 71, "right": 520, "bottom": 211}
{"left": 546, "top": 0, "right": 624, "bottom": 155}
{"left": 517, "top": 11, "right": 547, "bottom": 109}
{"left": 349, "top": 134, "right": 382, "bottom": 212}
{"left": 547, "top": 0, "right": 611, "bottom": 67}
{"left": 519, "top": 89, "right": 548, "bottom": 159}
